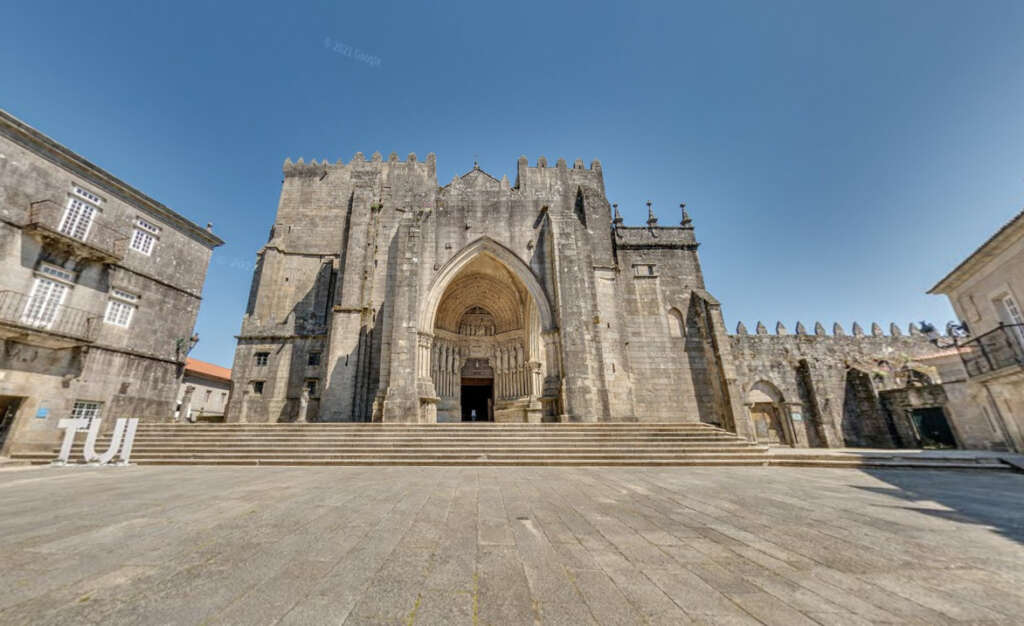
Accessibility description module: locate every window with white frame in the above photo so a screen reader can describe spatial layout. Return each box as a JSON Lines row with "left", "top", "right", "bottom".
{"left": 104, "top": 289, "right": 138, "bottom": 327}
{"left": 22, "top": 265, "right": 74, "bottom": 329}
{"left": 73, "top": 185, "right": 102, "bottom": 204}
{"left": 998, "top": 293, "right": 1024, "bottom": 348}
{"left": 1000, "top": 294, "right": 1024, "bottom": 325}
{"left": 59, "top": 186, "right": 102, "bottom": 241}
{"left": 129, "top": 218, "right": 160, "bottom": 255}
{"left": 40, "top": 264, "right": 75, "bottom": 282}
{"left": 71, "top": 400, "right": 103, "bottom": 425}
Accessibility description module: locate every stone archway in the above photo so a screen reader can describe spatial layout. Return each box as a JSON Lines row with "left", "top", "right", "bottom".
{"left": 746, "top": 381, "right": 790, "bottom": 445}
{"left": 421, "top": 239, "right": 559, "bottom": 422}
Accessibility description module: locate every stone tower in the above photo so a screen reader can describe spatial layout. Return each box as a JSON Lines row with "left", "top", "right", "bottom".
{"left": 227, "top": 154, "right": 747, "bottom": 432}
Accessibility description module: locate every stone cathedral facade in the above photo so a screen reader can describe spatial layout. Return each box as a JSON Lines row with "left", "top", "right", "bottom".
{"left": 227, "top": 152, "right": 1006, "bottom": 450}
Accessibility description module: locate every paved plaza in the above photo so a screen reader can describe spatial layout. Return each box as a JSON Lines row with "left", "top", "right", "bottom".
{"left": 1, "top": 466, "right": 1023, "bottom": 625}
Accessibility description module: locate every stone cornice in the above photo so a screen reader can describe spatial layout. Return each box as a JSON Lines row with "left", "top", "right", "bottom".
{"left": 0, "top": 109, "right": 224, "bottom": 249}
{"left": 929, "top": 207, "right": 1024, "bottom": 294}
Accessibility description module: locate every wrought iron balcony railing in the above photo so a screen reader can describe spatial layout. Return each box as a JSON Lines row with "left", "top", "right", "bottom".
{"left": 0, "top": 290, "right": 100, "bottom": 344}
{"left": 957, "top": 323, "right": 1024, "bottom": 378}
{"left": 24, "top": 200, "right": 128, "bottom": 262}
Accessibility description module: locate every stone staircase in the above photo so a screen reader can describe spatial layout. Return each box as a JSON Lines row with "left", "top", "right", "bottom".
{"left": 14, "top": 422, "right": 773, "bottom": 466}
{"left": 11, "top": 422, "right": 1018, "bottom": 470}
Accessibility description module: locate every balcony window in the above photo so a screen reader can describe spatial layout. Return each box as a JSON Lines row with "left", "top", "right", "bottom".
{"left": 104, "top": 290, "right": 138, "bottom": 327}
{"left": 73, "top": 185, "right": 103, "bottom": 204}
{"left": 60, "top": 190, "right": 100, "bottom": 241}
{"left": 130, "top": 218, "right": 160, "bottom": 255}
{"left": 22, "top": 275, "right": 69, "bottom": 329}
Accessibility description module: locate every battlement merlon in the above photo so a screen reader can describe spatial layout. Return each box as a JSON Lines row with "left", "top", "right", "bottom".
{"left": 282, "top": 152, "right": 438, "bottom": 179}
{"left": 614, "top": 226, "right": 698, "bottom": 250}
{"left": 515, "top": 156, "right": 605, "bottom": 192}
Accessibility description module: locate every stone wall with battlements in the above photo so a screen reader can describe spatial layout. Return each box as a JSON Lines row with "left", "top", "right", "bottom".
{"left": 730, "top": 321, "right": 1007, "bottom": 449}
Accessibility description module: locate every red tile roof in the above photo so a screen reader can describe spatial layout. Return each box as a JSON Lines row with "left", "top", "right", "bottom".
{"left": 185, "top": 357, "right": 231, "bottom": 382}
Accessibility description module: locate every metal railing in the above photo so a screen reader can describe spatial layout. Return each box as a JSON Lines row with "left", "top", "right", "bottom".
{"left": 26, "top": 200, "right": 129, "bottom": 260}
{"left": 957, "top": 323, "right": 1024, "bottom": 378}
{"left": 0, "top": 290, "right": 100, "bottom": 343}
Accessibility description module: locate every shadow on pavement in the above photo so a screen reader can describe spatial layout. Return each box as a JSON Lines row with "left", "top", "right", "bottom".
{"left": 857, "top": 468, "right": 1024, "bottom": 544}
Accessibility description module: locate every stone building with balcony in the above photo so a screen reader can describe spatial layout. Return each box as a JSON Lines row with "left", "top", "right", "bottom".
{"left": 0, "top": 110, "right": 223, "bottom": 454}
{"left": 930, "top": 208, "right": 1024, "bottom": 452}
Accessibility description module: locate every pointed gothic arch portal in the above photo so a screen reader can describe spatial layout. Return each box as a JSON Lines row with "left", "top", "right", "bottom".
{"left": 422, "top": 238, "right": 560, "bottom": 422}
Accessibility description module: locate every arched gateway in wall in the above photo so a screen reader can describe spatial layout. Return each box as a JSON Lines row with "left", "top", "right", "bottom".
{"left": 419, "top": 238, "right": 561, "bottom": 422}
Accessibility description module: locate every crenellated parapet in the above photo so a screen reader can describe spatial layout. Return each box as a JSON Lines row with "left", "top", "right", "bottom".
{"left": 282, "top": 152, "right": 438, "bottom": 179}
{"left": 733, "top": 320, "right": 950, "bottom": 339}
{"left": 514, "top": 155, "right": 605, "bottom": 193}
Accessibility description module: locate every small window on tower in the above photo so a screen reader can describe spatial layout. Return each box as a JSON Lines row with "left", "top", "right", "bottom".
{"left": 305, "top": 379, "right": 319, "bottom": 397}
{"left": 633, "top": 264, "right": 657, "bottom": 277}
{"left": 308, "top": 352, "right": 321, "bottom": 366}
{"left": 251, "top": 381, "right": 264, "bottom": 394}
{"left": 254, "top": 352, "right": 269, "bottom": 366}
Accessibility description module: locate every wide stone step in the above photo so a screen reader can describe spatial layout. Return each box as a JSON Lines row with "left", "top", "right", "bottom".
{"left": 66, "top": 442, "right": 770, "bottom": 452}
{"left": 19, "top": 422, "right": 776, "bottom": 467}
{"left": 117, "top": 427, "right": 741, "bottom": 434}
{"left": 53, "top": 450, "right": 775, "bottom": 459}
{"left": 81, "top": 434, "right": 753, "bottom": 438}
{"left": 68, "top": 438, "right": 757, "bottom": 448}
{"left": 69, "top": 439, "right": 759, "bottom": 447}
{"left": 767, "top": 458, "right": 1014, "bottom": 471}
{"left": 130, "top": 426, "right": 729, "bottom": 430}
{"left": 17, "top": 456, "right": 1015, "bottom": 469}
{"left": 16, "top": 453, "right": 1015, "bottom": 471}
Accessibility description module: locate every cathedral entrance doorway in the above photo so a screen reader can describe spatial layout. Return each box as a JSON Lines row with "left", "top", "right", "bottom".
{"left": 461, "top": 380, "right": 493, "bottom": 421}
{"left": 422, "top": 239, "right": 559, "bottom": 423}
{"left": 460, "top": 358, "right": 494, "bottom": 421}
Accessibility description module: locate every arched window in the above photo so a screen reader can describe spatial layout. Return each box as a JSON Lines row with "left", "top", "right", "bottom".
{"left": 668, "top": 308, "right": 685, "bottom": 338}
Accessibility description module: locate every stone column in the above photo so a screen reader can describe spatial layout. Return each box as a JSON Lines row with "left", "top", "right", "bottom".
{"left": 416, "top": 331, "right": 438, "bottom": 423}
{"left": 180, "top": 385, "right": 195, "bottom": 422}
{"left": 541, "top": 330, "right": 566, "bottom": 420}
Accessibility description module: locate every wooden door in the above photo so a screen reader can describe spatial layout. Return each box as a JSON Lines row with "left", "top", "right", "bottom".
{"left": 750, "top": 403, "right": 785, "bottom": 444}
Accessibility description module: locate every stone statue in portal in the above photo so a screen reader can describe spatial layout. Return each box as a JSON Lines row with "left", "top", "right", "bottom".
{"left": 297, "top": 387, "right": 310, "bottom": 423}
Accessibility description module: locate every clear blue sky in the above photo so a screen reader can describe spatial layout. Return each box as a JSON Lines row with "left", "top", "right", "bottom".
{"left": 4, "top": 1, "right": 1024, "bottom": 367}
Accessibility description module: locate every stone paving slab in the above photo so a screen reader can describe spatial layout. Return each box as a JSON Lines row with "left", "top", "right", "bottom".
{"left": 1, "top": 466, "right": 1023, "bottom": 625}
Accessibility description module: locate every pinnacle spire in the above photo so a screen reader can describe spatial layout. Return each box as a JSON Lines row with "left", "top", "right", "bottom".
{"left": 646, "top": 201, "right": 658, "bottom": 227}
{"left": 612, "top": 203, "right": 623, "bottom": 225}
{"left": 680, "top": 202, "right": 692, "bottom": 228}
